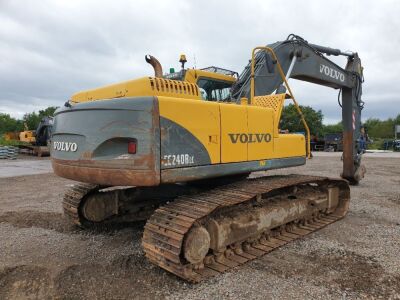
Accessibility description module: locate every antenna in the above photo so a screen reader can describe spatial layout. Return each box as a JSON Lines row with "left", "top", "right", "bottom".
{"left": 193, "top": 54, "right": 197, "bottom": 69}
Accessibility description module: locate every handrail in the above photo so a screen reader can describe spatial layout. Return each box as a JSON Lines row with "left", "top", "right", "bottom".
{"left": 250, "top": 46, "right": 311, "bottom": 158}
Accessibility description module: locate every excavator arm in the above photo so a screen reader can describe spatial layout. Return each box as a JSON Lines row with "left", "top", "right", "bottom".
{"left": 231, "top": 34, "right": 365, "bottom": 184}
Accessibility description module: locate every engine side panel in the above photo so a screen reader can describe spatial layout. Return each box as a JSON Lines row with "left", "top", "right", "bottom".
{"left": 160, "top": 117, "right": 212, "bottom": 168}
{"left": 247, "top": 106, "right": 275, "bottom": 160}
{"left": 158, "top": 97, "right": 221, "bottom": 166}
{"left": 158, "top": 96, "right": 306, "bottom": 183}
{"left": 220, "top": 104, "right": 248, "bottom": 163}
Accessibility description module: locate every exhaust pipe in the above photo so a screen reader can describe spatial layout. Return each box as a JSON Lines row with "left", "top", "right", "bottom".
{"left": 145, "top": 55, "right": 163, "bottom": 78}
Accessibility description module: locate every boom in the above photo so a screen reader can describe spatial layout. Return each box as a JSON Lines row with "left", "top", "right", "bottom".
{"left": 231, "top": 34, "right": 365, "bottom": 184}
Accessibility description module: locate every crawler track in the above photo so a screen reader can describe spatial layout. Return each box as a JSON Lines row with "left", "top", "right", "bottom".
{"left": 62, "top": 183, "right": 201, "bottom": 228}
{"left": 142, "top": 175, "right": 350, "bottom": 282}
{"left": 62, "top": 183, "right": 101, "bottom": 227}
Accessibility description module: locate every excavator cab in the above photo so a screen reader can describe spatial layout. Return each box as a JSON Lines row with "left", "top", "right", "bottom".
{"left": 195, "top": 78, "right": 232, "bottom": 101}
{"left": 182, "top": 68, "right": 237, "bottom": 102}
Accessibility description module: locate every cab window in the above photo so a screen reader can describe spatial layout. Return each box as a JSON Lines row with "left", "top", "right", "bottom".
{"left": 197, "top": 78, "right": 232, "bottom": 101}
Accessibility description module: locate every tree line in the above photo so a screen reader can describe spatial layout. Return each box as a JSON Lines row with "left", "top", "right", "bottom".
{"left": 280, "top": 104, "right": 399, "bottom": 140}
{"left": 0, "top": 107, "right": 58, "bottom": 134}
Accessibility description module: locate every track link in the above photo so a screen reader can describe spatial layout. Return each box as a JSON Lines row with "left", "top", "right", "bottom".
{"left": 142, "top": 175, "right": 350, "bottom": 282}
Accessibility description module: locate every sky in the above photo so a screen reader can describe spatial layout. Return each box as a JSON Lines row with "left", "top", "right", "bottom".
{"left": 0, "top": 0, "right": 399, "bottom": 124}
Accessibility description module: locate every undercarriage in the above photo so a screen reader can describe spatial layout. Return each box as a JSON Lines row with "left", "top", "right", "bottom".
{"left": 62, "top": 174, "right": 349, "bottom": 282}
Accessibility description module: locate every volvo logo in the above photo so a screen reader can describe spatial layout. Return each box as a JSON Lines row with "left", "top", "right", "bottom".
{"left": 53, "top": 141, "right": 78, "bottom": 152}
{"left": 228, "top": 133, "right": 272, "bottom": 144}
{"left": 319, "top": 64, "right": 345, "bottom": 82}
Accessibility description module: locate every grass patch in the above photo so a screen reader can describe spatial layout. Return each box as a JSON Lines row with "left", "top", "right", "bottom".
{"left": 0, "top": 136, "right": 29, "bottom": 147}
{"left": 368, "top": 138, "right": 384, "bottom": 150}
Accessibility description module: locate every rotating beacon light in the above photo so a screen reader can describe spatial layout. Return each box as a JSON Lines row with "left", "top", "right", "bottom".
{"left": 179, "top": 54, "right": 187, "bottom": 70}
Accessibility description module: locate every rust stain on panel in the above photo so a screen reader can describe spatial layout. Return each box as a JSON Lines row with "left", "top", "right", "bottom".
{"left": 52, "top": 159, "right": 159, "bottom": 186}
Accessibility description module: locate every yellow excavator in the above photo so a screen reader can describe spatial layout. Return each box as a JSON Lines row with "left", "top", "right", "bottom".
{"left": 5, "top": 118, "right": 53, "bottom": 156}
{"left": 51, "top": 34, "right": 365, "bottom": 282}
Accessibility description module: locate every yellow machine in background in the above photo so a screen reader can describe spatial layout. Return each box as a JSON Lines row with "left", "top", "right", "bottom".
{"left": 3, "top": 132, "right": 19, "bottom": 141}
{"left": 19, "top": 130, "right": 36, "bottom": 143}
{"left": 3, "top": 119, "right": 53, "bottom": 157}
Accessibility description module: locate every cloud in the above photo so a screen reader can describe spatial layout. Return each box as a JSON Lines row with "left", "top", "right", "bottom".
{"left": 0, "top": 0, "right": 399, "bottom": 124}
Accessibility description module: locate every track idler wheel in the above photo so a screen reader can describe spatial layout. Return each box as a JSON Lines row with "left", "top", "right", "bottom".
{"left": 183, "top": 226, "right": 211, "bottom": 264}
{"left": 81, "top": 192, "right": 118, "bottom": 222}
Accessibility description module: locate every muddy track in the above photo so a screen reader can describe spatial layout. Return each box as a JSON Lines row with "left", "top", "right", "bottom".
{"left": 143, "top": 175, "right": 349, "bottom": 282}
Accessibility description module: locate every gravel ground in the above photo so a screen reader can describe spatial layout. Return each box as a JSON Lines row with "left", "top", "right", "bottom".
{"left": 0, "top": 153, "right": 399, "bottom": 299}
{"left": 0, "top": 160, "right": 52, "bottom": 178}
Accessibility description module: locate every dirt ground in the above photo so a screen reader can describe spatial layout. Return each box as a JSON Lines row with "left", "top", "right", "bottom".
{"left": 0, "top": 154, "right": 399, "bottom": 299}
